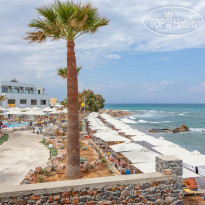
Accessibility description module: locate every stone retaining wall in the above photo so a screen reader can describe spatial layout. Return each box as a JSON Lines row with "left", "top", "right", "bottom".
{"left": 0, "top": 156, "right": 183, "bottom": 205}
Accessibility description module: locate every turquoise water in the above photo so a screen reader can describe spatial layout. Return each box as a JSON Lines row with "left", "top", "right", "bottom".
{"left": 3, "top": 122, "right": 29, "bottom": 128}
{"left": 105, "top": 104, "right": 205, "bottom": 154}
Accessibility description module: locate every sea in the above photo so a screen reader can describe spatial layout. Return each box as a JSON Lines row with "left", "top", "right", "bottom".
{"left": 105, "top": 104, "right": 205, "bottom": 155}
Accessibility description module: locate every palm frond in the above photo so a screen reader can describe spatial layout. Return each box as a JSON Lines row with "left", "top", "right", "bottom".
{"left": 0, "top": 95, "right": 7, "bottom": 102}
{"left": 57, "top": 66, "right": 82, "bottom": 79}
{"left": 24, "top": 31, "right": 47, "bottom": 43}
{"left": 57, "top": 67, "right": 67, "bottom": 79}
{"left": 25, "top": 0, "right": 109, "bottom": 42}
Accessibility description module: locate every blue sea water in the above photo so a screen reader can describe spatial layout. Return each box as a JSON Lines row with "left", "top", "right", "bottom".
{"left": 105, "top": 104, "right": 205, "bottom": 154}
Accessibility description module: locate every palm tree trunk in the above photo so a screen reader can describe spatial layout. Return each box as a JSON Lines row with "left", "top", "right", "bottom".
{"left": 65, "top": 40, "right": 81, "bottom": 179}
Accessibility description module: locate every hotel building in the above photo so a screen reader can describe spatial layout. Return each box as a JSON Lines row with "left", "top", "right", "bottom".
{"left": 0, "top": 79, "right": 50, "bottom": 108}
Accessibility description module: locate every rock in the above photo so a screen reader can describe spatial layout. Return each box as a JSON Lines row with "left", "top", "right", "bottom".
{"left": 47, "top": 163, "right": 54, "bottom": 171}
{"left": 34, "top": 166, "right": 42, "bottom": 174}
{"left": 149, "top": 125, "right": 189, "bottom": 133}
{"left": 165, "top": 169, "right": 172, "bottom": 176}
{"left": 173, "top": 125, "right": 189, "bottom": 133}
{"left": 99, "top": 109, "right": 131, "bottom": 118}
{"left": 30, "top": 195, "right": 40, "bottom": 201}
{"left": 56, "top": 164, "right": 66, "bottom": 172}
{"left": 149, "top": 128, "right": 173, "bottom": 133}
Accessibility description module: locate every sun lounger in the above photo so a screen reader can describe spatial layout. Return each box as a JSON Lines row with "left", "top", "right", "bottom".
{"left": 183, "top": 188, "right": 205, "bottom": 197}
{"left": 183, "top": 188, "right": 197, "bottom": 197}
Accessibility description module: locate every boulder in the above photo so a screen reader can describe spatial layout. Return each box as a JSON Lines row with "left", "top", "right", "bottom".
{"left": 173, "top": 125, "right": 189, "bottom": 133}
{"left": 149, "top": 128, "right": 172, "bottom": 133}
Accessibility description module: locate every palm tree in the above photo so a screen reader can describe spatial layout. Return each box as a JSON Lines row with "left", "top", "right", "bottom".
{"left": 0, "top": 95, "right": 7, "bottom": 110}
{"left": 0, "top": 95, "right": 7, "bottom": 105}
{"left": 57, "top": 67, "right": 82, "bottom": 79}
{"left": 0, "top": 95, "right": 7, "bottom": 103}
{"left": 60, "top": 98, "right": 68, "bottom": 107}
{"left": 25, "top": 0, "right": 109, "bottom": 179}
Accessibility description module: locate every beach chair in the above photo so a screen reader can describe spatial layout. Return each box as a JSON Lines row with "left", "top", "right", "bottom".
{"left": 183, "top": 188, "right": 197, "bottom": 197}
{"left": 34, "top": 127, "right": 41, "bottom": 134}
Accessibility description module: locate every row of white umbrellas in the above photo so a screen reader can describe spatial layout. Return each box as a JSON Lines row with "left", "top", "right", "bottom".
{"left": 0, "top": 106, "right": 68, "bottom": 116}
{"left": 87, "top": 112, "right": 130, "bottom": 142}
{"left": 87, "top": 112, "right": 204, "bottom": 178}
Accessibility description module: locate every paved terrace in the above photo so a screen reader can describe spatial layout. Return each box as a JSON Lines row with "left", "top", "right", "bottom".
{"left": 0, "top": 130, "right": 49, "bottom": 186}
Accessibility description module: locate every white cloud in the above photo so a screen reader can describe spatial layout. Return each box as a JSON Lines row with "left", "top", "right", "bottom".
{"left": 0, "top": 0, "right": 205, "bottom": 101}
{"left": 159, "top": 80, "right": 174, "bottom": 86}
{"left": 106, "top": 54, "right": 121, "bottom": 60}
{"left": 188, "top": 81, "right": 205, "bottom": 92}
{"left": 141, "top": 80, "right": 174, "bottom": 92}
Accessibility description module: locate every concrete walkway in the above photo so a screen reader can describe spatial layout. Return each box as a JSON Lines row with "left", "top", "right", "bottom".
{"left": 0, "top": 131, "right": 49, "bottom": 186}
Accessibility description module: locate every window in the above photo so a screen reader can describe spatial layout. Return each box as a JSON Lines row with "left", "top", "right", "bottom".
{"left": 1, "top": 87, "right": 8, "bottom": 93}
{"left": 8, "top": 99, "right": 15, "bottom": 107}
{"left": 20, "top": 99, "right": 27, "bottom": 107}
{"left": 25, "top": 89, "right": 30, "bottom": 94}
{"left": 41, "top": 100, "right": 46, "bottom": 105}
{"left": 31, "top": 100, "right": 37, "bottom": 105}
{"left": 14, "top": 88, "right": 19, "bottom": 93}
{"left": 38, "top": 90, "right": 41, "bottom": 94}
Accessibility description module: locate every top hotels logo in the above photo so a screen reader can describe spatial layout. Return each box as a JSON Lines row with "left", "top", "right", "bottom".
{"left": 143, "top": 6, "right": 204, "bottom": 36}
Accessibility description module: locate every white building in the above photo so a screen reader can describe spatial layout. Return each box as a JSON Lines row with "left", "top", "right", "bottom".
{"left": 0, "top": 79, "right": 50, "bottom": 108}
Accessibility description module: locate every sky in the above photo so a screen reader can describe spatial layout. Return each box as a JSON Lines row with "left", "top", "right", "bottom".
{"left": 0, "top": 0, "right": 205, "bottom": 104}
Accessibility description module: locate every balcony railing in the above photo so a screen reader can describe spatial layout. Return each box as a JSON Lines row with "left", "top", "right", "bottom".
{"left": 1, "top": 92, "right": 48, "bottom": 96}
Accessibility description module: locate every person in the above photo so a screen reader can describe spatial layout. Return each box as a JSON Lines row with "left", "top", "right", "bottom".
{"left": 126, "top": 166, "right": 131, "bottom": 175}
{"left": 0, "top": 121, "right": 3, "bottom": 136}
{"left": 184, "top": 177, "right": 198, "bottom": 191}
{"left": 195, "top": 166, "right": 199, "bottom": 174}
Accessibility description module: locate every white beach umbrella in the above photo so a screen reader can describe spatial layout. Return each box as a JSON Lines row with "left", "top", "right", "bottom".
{"left": 132, "top": 162, "right": 201, "bottom": 178}
{"left": 3, "top": 110, "right": 24, "bottom": 115}
{"left": 183, "top": 168, "right": 201, "bottom": 178}
{"left": 21, "top": 107, "right": 31, "bottom": 111}
{"left": 153, "top": 146, "right": 190, "bottom": 156}
{"left": 24, "top": 110, "right": 45, "bottom": 116}
{"left": 132, "top": 162, "right": 156, "bottom": 173}
{"left": 181, "top": 153, "right": 205, "bottom": 167}
{"left": 43, "top": 107, "right": 54, "bottom": 112}
{"left": 132, "top": 136, "right": 178, "bottom": 147}
{"left": 96, "top": 129, "right": 119, "bottom": 135}
{"left": 31, "top": 106, "right": 41, "bottom": 110}
{"left": 55, "top": 104, "right": 64, "bottom": 108}
{"left": 0, "top": 107, "right": 7, "bottom": 111}
{"left": 153, "top": 146, "right": 205, "bottom": 167}
{"left": 94, "top": 132, "right": 119, "bottom": 138}
{"left": 50, "top": 110, "right": 64, "bottom": 114}
{"left": 110, "top": 142, "right": 143, "bottom": 152}
{"left": 63, "top": 109, "right": 67, "bottom": 114}
{"left": 192, "top": 150, "right": 201, "bottom": 155}
{"left": 8, "top": 107, "right": 21, "bottom": 111}
{"left": 95, "top": 132, "right": 130, "bottom": 142}
{"left": 121, "top": 149, "right": 159, "bottom": 164}
{"left": 98, "top": 135, "right": 131, "bottom": 142}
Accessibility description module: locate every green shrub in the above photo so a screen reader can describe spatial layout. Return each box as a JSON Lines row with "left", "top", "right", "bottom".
{"left": 90, "top": 164, "right": 95, "bottom": 169}
{"left": 51, "top": 146, "right": 58, "bottom": 157}
{"left": 39, "top": 168, "right": 50, "bottom": 176}
{"left": 81, "top": 146, "right": 87, "bottom": 150}
{"left": 38, "top": 175, "right": 45, "bottom": 183}
{"left": 80, "top": 157, "right": 87, "bottom": 164}
{"left": 45, "top": 142, "right": 49, "bottom": 146}
{"left": 0, "top": 134, "right": 9, "bottom": 145}
{"left": 101, "top": 157, "right": 106, "bottom": 164}
{"left": 108, "top": 168, "right": 113, "bottom": 174}
{"left": 40, "top": 139, "right": 46, "bottom": 144}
